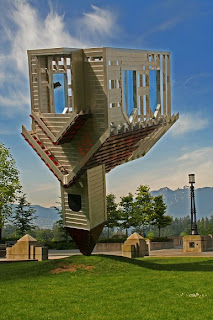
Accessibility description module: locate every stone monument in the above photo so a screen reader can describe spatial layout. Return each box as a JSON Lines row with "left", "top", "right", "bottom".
{"left": 122, "top": 232, "right": 149, "bottom": 258}
{"left": 6, "top": 234, "right": 48, "bottom": 261}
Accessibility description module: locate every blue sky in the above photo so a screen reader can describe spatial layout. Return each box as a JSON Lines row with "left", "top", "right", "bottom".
{"left": 0, "top": 0, "right": 213, "bottom": 206}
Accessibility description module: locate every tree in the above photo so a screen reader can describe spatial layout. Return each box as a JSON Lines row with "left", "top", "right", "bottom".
{"left": 133, "top": 185, "right": 154, "bottom": 235}
{"left": 151, "top": 195, "right": 172, "bottom": 237}
{"left": 106, "top": 193, "right": 120, "bottom": 239}
{"left": 52, "top": 205, "right": 69, "bottom": 241}
{"left": 0, "top": 142, "right": 21, "bottom": 242}
{"left": 36, "top": 228, "right": 54, "bottom": 242}
{"left": 12, "top": 194, "right": 37, "bottom": 237}
{"left": 119, "top": 193, "right": 135, "bottom": 237}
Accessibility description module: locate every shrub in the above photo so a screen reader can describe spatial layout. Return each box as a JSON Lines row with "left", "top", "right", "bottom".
{"left": 146, "top": 236, "right": 171, "bottom": 242}
{"left": 98, "top": 237, "right": 127, "bottom": 243}
{"left": 42, "top": 240, "right": 78, "bottom": 250}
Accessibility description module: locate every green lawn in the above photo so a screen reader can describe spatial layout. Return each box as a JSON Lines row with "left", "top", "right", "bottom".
{"left": 0, "top": 255, "right": 213, "bottom": 320}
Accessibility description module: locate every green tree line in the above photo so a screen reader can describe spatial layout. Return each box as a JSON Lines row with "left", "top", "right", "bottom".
{"left": 2, "top": 140, "right": 213, "bottom": 243}
{"left": 106, "top": 185, "right": 172, "bottom": 238}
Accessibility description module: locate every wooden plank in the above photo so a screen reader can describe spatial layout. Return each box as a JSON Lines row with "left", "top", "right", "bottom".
{"left": 109, "top": 88, "right": 122, "bottom": 103}
{"left": 167, "top": 54, "right": 171, "bottom": 116}
{"left": 108, "top": 69, "right": 121, "bottom": 80}
{"left": 162, "top": 55, "right": 167, "bottom": 116}
{"left": 138, "top": 87, "right": 149, "bottom": 96}
{"left": 156, "top": 70, "right": 161, "bottom": 115}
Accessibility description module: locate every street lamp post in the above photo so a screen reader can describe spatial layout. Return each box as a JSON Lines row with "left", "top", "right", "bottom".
{"left": 189, "top": 174, "right": 199, "bottom": 235}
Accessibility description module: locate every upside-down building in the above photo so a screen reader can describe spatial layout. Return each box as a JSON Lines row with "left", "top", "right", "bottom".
{"left": 22, "top": 47, "right": 179, "bottom": 255}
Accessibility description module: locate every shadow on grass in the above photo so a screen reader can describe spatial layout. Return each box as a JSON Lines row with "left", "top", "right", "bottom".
{"left": 0, "top": 258, "right": 67, "bottom": 283}
{"left": 100, "top": 254, "right": 213, "bottom": 272}
{"left": 1, "top": 255, "right": 213, "bottom": 284}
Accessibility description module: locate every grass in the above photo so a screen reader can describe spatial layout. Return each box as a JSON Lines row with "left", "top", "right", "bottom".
{"left": 1, "top": 255, "right": 213, "bottom": 320}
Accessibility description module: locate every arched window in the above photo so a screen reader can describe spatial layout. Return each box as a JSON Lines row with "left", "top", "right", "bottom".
{"left": 122, "top": 70, "right": 137, "bottom": 118}
{"left": 68, "top": 194, "right": 82, "bottom": 212}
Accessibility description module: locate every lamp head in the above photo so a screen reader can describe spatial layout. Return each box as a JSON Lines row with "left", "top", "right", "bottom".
{"left": 189, "top": 173, "right": 195, "bottom": 184}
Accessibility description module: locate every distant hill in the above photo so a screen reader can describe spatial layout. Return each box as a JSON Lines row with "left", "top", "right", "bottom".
{"left": 33, "top": 205, "right": 60, "bottom": 228}
{"left": 11, "top": 204, "right": 60, "bottom": 229}
{"left": 11, "top": 187, "right": 213, "bottom": 228}
{"left": 151, "top": 187, "right": 213, "bottom": 219}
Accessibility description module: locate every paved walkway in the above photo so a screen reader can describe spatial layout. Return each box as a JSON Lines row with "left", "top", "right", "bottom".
{"left": 48, "top": 249, "right": 122, "bottom": 259}
{"left": 2, "top": 248, "right": 213, "bottom": 262}
{"left": 149, "top": 248, "right": 213, "bottom": 257}
{"left": 0, "top": 249, "right": 122, "bottom": 262}
{"left": 48, "top": 248, "right": 213, "bottom": 259}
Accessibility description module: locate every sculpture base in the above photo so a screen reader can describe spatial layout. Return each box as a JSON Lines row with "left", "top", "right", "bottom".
{"left": 183, "top": 235, "right": 206, "bottom": 252}
{"left": 66, "top": 222, "right": 105, "bottom": 255}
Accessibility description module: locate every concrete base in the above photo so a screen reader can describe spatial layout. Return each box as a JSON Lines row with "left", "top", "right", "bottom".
{"left": 94, "top": 243, "right": 122, "bottom": 252}
{"left": 146, "top": 239, "right": 174, "bottom": 251}
{"left": 183, "top": 235, "right": 206, "bottom": 252}
{"left": 6, "top": 234, "right": 48, "bottom": 261}
{"left": 0, "top": 244, "right": 6, "bottom": 258}
{"left": 122, "top": 233, "right": 149, "bottom": 258}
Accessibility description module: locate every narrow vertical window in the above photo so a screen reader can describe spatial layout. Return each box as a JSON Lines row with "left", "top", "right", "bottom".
{"left": 53, "top": 73, "right": 67, "bottom": 113}
{"left": 149, "top": 70, "right": 160, "bottom": 112}
{"left": 122, "top": 70, "right": 137, "bottom": 118}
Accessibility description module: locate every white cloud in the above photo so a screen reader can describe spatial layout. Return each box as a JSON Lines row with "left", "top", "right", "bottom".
{"left": 138, "top": 15, "right": 184, "bottom": 43}
{"left": 178, "top": 147, "right": 213, "bottom": 162}
{"left": 0, "top": 1, "right": 117, "bottom": 115}
{"left": 107, "top": 146, "right": 213, "bottom": 197}
{"left": 80, "top": 5, "right": 116, "bottom": 38}
{"left": 6, "top": 1, "right": 116, "bottom": 73}
{"left": 0, "top": 128, "right": 15, "bottom": 135}
{"left": 0, "top": 91, "right": 29, "bottom": 109}
{"left": 9, "top": 0, "right": 86, "bottom": 73}
{"left": 183, "top": 73, "right": 213, "bottom": 88}
{"left": 171, "top": 112, "right": 209, "bottom": 136}
{"left": 22, "top": 181, "right": 60, "bottom": 207}
{"left": 29, "top": 182, "right": 57, "bottom": 193}
{"left": 153, "top": 16, "right": 181, "bottom": 32}
{"left": 165, "top": 147, "right": 213, "bottom": 189}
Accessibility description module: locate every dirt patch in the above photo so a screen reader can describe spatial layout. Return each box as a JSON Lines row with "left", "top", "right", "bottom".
{"left": 50, "top": 264, "right": 95, "bottom": 274}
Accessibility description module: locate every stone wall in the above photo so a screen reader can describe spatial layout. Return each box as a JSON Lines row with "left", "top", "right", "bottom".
{"left": 146, "top": 239, "right": 174, "bottom": 251}
{"left": 94, "top": 243, "right": 122, "bottom": 252}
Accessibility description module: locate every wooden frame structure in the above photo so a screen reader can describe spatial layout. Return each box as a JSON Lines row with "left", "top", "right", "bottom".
{"left": 22, "top": 47, "right": 178, "bottom": 255}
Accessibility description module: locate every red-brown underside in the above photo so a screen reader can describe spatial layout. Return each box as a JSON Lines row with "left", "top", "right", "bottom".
{"left": 55, "top": 114, "right": 91, "bottom": 145}
{"left": 66, "top": 123, "right": 161, "bottom": 187}
{"left": 65, "top": 223, "right": 105, "bottom": 255}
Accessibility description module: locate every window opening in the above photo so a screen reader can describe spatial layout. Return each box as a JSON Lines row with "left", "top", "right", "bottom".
{"left": 68, "top": 194, "right": 82, "bottom": 212}
{"left": 189, "top": 242, "right": 195, "bottom": 248}
{"left": 53, "top": 73, "right": 67, "bottom": 113}
{"left": 160, "top": 55, "right": 163, "bottom": 111}
{"left": 143, "top": 74, "right": 146, "bottom": 87}
{"left": 143, "top": 95, "right": 147, "bottom": 116}
{"left": 138, "top": 96, "right": 141, "bottom": 115}
{"left": 149, "top": 70, "right": 160, "bottom": 112}
{"left": 122, "top": 70, "right": 137, "bottom": 118}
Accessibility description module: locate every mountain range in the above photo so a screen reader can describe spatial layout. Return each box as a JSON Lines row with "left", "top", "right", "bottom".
{"left": 151, "top": 187, "right": 213, "bottom": 219}
{"left": 13, "top": 187, "right": 213, "bottom": 228}
{"left": 11, "top": 204, "right": 60, "bottom": 229}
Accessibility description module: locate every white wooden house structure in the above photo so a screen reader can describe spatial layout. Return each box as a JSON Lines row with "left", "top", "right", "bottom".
{"left": 22, "top": 47, "right": 179, "bottom": 254}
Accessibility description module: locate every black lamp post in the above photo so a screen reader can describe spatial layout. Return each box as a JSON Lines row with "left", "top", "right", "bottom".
{"left": 189, "top": 174, "right": 199, "bottom": 235}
